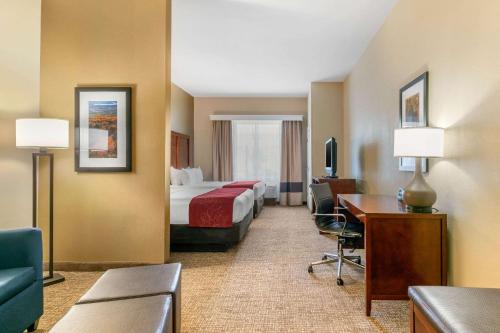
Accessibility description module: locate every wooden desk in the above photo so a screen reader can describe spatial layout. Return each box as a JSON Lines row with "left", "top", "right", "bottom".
{"left": 337, "top": 194, "right": 447, "bottom": 316}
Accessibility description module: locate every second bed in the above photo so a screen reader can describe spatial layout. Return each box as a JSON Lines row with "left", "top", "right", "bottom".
{"left": 171, "top": 180, "right": 265, "bottom": 217}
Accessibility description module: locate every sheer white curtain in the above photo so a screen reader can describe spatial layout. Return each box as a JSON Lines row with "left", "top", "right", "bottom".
{"left": 232, "top": 120, "right": 282, "bottom": 198}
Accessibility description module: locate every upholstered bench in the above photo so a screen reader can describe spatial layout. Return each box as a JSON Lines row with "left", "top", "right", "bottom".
{"left": 50, "top": 295, "right": 173, "bottom": 332}
{"left": 409, "top": 286, "right": 500, "bottom": 333}
{"left": 77, "top": 264, "right": 182, "bottom": 333}
{"left": 50, "top": 263, "right": 181, "bottom": 333}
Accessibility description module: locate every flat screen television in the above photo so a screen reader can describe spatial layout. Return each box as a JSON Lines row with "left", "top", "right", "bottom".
{"left": 325, "top": 137, "right": 337, "bottom": 178}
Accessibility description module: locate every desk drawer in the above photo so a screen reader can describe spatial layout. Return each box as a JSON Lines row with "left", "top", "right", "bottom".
{"left": 367, "top": 217, "right": 446, "bottom": 297}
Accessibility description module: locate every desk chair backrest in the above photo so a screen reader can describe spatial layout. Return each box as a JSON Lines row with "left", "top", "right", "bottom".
{"left": 310, "top": 183, "right": 336, "bottom": 228}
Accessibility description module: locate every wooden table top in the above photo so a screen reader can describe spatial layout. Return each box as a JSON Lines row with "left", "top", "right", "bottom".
{"left": 338, "top": 194, "right": 446, "bottom": 217}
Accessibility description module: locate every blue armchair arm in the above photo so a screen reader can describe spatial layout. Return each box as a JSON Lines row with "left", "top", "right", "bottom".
{"left": 0, "top": 228, "right": 43, "bottom": 280}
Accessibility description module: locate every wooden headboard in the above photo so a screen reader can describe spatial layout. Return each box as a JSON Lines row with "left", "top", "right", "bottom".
{"left": 171, "top": 131, "right": 191, "bottom": 169}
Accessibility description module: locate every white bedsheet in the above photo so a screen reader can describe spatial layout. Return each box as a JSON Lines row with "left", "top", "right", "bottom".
{"left": 170, "top": 187, "right": 254, "bottom": 225}
{"left": 170, "top": 181, "right": 266, "bottom": 199}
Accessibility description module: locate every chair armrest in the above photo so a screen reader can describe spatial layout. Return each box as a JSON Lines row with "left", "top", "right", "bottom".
{"left": 313, "top": 213, "right": 346, "bottom": 221}
{"left": 0, "top": 228, "right": 43, "bottom": 280}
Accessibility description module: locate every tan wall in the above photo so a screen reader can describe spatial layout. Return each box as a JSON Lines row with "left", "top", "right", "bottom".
{"left": 0, "top": 0, "right": 40, "bottom": 229}
{"left": 306, "top": 90, "right": 312, "bottom": 208}
{"left": 39, "top": 0, "right": 171, "bottom": 264}
{"left": 309, "top": 82, "right": 344, "bottom": 178}
{"left": 344, "top": 0, "right": 500, "bottom": 286}
{"left": 194, "top": 98, "right": 307, "bottom": 195}
{"left": 171, "top": 84, "right": 194, "bottom": 163}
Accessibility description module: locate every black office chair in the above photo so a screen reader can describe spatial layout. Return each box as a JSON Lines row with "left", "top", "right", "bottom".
{"left": 308, "top": 183, "right": 365, "bottom": 285}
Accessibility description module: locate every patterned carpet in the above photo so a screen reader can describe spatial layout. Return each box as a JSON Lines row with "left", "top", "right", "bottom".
{"left": 36, "top": 206, "right": 407, "bottom": 332}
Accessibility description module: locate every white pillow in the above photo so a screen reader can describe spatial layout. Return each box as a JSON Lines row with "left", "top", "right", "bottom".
{"left": 179, "top": 169, "right": 190, "bottom": 185}
{"left": 182, "top": 167, "right": 203, "bottom": 185}
{"left": 170, "top": 167, "right": 185, "bottom": 185}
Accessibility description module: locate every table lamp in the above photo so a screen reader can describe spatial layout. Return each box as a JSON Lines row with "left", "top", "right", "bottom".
{"left": 16, "top": 118, "right": 69, "bottom": 286}
{"left": 394, "top": 127, "right": 444, "bottom": 213}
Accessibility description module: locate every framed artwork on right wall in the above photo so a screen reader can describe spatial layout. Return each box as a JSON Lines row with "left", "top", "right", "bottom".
{"left": 399, "top": 71, "right": 429, "bottom": 172}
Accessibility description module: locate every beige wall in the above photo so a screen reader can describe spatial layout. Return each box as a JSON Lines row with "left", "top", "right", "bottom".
{"left": 0, "top": 0, "right": 41, "bottom": 229}
{"left": 194, "top": 98, "right": 307, "bottom": 195}
{"left": 306, "top": 82, "right": 344, "bottom": 209}
{"left": 39, "top": 0, "right": 171, "bottom": 264}
{"left": 344, "top": 0, "right": 500, "bottom": 286}
{"left": 309, "top": 82, "right": 344, "bottom": 178}
{"left": 171, "top": 84, "right": 194, "bottom": 163}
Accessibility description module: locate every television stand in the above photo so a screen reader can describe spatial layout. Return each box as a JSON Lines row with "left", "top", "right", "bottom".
{"left": 323, "top": 175, "right": 338, "bottom": 179}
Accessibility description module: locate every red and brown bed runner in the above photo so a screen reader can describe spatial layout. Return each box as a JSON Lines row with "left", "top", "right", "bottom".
{"left": 189, "top": 188, "right": 247, "bottom": 228}
{"left": 223, "top": 181, "right": 260, "bottom": 190}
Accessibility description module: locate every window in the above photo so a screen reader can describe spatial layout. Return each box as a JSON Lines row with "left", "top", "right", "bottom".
{"left": 232, "top": 120, "right": 281, "bottom": 198}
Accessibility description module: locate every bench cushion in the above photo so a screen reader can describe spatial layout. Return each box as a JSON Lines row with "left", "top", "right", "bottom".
{"left": 77, "top": 264, "right": 180, "bottom": 303}
{"left": 49, "top": 295, "right": 172, "bottom": 333}
{"left": 0, "top": 267, "right": 35, "bottom": 305}
{"left": 409, "top": 286, "right": 500, "bottom": 333}
{"left": 77, "top": 264, "right": 181, "bottom": 332}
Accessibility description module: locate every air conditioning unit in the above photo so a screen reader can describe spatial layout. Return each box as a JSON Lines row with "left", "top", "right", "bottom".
{"left": 264, "top": 185, "right": 277, "bottom": 199}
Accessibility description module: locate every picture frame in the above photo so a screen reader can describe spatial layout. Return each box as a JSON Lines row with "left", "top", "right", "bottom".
{"left": 75, "top": 87, "right": 132, "bottom": 172}
{"left": 399, "top": 72, "right": 428, "bottom": 172}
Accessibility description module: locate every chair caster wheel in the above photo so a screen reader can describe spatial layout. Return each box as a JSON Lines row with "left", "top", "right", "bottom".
{"left": 336, "top": 278, "right": 344, "bottom": 286}
{"left": 308, "top": 265, "right": 313, "bottom": 273}
{"left": 322, "top": 255, "right": 328, "bottom": 260}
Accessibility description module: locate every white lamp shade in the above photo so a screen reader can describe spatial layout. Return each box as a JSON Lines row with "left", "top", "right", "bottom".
{"left": 394, "top": 127, "right": 444, "bottom": 158}
{"left": 16, "top": 118, "right": 69, "bottom": 149}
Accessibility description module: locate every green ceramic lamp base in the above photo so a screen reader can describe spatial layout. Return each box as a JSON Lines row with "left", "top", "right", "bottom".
{"left": 403, "top": 157, "right": 437, "bottom": 214}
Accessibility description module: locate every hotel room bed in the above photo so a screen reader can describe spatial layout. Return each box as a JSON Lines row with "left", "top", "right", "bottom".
{"left": 170, "top": 187, "right": 254, "bottom": 251}
{"left": 171, "top": 181, "right": 265, "bottom": 217}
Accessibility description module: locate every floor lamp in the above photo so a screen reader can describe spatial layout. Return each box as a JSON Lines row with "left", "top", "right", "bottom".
{"left": 16, "top": 118, "right": 69, "bottom": 286}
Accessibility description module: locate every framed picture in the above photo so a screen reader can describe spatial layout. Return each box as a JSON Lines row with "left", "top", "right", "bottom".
{"left": 399, "top": 72, "right": 428, "bottom": 172}
{"left": 75, "top": 87, "right": 132, "bottom": 172}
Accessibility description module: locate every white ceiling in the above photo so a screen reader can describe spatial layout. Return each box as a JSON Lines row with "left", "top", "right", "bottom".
{"left": 172, "top": 0, "right": 397, "bottom": 97}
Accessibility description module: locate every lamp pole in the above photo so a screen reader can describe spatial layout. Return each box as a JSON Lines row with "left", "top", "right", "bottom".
{"left": 33, "top": 149, "right": 65, "bottom": 286}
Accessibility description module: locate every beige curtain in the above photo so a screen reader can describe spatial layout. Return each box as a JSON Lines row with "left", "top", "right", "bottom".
{"left": 280, "top": 121, "right": 303, "bottom": 206}
{"left": 212, "top": 120, "right": 233, "bottom": 181}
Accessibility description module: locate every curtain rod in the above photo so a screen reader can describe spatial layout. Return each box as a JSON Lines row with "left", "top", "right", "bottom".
{"left": 209, "top": 115, "right": 303, "bottom": 121}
